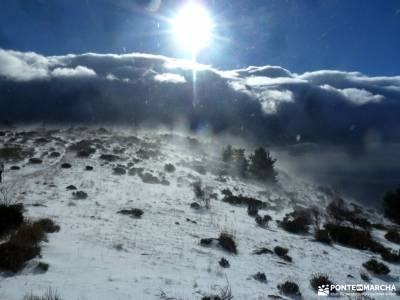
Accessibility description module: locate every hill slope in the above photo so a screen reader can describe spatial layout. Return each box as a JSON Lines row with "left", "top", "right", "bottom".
{"left": 0, "top": 127, "right": 399, "bottom": 300}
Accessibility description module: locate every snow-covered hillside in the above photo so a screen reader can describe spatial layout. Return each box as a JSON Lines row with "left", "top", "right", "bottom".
{"left": 0, "top": 127, "right": 399, "bottom": 300}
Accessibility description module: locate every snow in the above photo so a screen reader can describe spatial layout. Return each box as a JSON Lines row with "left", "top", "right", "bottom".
{"left": 0, "top": 127, "right": 399, "bottom": 300}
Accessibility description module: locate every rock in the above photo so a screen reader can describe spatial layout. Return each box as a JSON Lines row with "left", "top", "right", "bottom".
{"left": 85, "top": 166, "right": 93, "bottom": 171}
{"left": 66, "top": 185, "right": 77, "bottom": 190}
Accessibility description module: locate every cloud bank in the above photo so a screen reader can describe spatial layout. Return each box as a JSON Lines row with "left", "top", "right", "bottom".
{"left": 0, "top": 48, "right": 399, "bottom": 145}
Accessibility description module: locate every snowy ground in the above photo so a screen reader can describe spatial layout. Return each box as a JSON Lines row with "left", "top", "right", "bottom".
{"left": 0, "top": 127, "right": 399, "bottom": 300}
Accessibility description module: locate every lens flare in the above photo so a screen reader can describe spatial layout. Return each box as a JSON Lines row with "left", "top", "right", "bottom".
{"left": 172, "top": 2, "right": 213, "bottom": 54}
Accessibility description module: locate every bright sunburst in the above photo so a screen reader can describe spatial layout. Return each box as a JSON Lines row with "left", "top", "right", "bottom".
{"left": 171, "top": 2, "right": 213, "bottom": 55}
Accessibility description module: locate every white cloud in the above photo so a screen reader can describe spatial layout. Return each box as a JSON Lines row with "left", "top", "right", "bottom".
{"left": 259, "top": 89, "right": 294, "bottom": 114}
{"left": 106, "top": 73, "right": 118, "bottom": 81}
{"left": 1, "top": 48, "right": 400, "bottom": 144}
{"left": 51, "top": 65, "right": 97, "bottom": 78}
{"left": 0, "top": 49, "right": 49, "bottom": 81}
{"left": 234, "top": 65, "right": 293, "bottom": 78}
{"left": 245, "top": 76, "right": 306, "bottom": 87}
{"left": 154, "top": 73, "right": 186, "bottom": 83}
{"left": 321, "top": 85, "right": 384, "bottom": 105}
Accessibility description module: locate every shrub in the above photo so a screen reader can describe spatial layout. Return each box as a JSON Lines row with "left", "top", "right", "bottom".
{"left": 249, "top": 147, "right": 277, "bottom": 183}
{"left": 253, "top": 247, "right": 273, "bottom": 255}
{"left": 72, "top": 191, "right": 88, "bottom": 200}
{"left": 0, "top": 183, "right": 18, "bottom": 206}
{"left": 35, "top": 218, "right": 60, "bottom": 233}
{"left": 69, "top": 140, "right": 96, "bottom": 158}
{"left": 279, "top": 210, "right": 311, "bottom": 234}
{"left": 36, "top": 262, "right": 49, "bottom": 273}
{"left": 200, "top": 238, "right": 214, "bottom": 246}
{"left": 278, "top": 281, "right": 301, "bottom": 296}
{"left": 139, "top": 172, "right": 162, "bottom": 184}
{"left": 253, "top": 272, "right": 267, "bottom": 282}
{"left": 0, "top": 213, "right": 58, "bottom": 273}
{"left": 118, "top": 208, "right": 143, "bottom": 218}
{"left": 192, "top": 182, "right": 213, "bottom": 209}
{"left": 66, "top": 185, "right": 77, "bottom": 191}
{"left": 29, "top": 158, "right": 43, "bottom": 164}
{"left": 371, "top": 223, "right": 388, "bottom": 231}
{"left": 23, "top": 289, "right": 63, "bottom": 300}
{"left": 219, "top": 258, "right": 230, "bottom": 268}
{"left": 223, "top": 194, "right": 266, "bottom": 209}
{"left": 314, "top": 229, "right": 331, "bottom": 244}
{"left": 60, "top": 163, "right": 71, "bottom": 169}
{"left": 164, "top": 163, "right": 176, "bottom": 173}
{"left": 0, "top": 203, "right": 24, "bottom": 237}
{"left": 362, "top": 259, "right": 390, "bottom": 275}
{"left": 202, "top": 284, "right": 233, "bottom": 300}
{"left": 193, "top": 182, "right": 205, "bottom": 199}
{"left": 380, "top": 248, "right": 400, "bottom": 263}
{"left": 360, "top": 270, "right": 370, "bottom": 282}
{"left": 49, "top": 151, "right": 61, "bottom": 158}
{"left": 382, "top": 187, "right": 400, "bottom": 225}
{"left": 10, "top": 222, "right": 47, "bottom": 246}
{"left": 310, "top": 273, "right": 335, "bottom": 293}
{"left": 247, "top": 204, "right": 258, "bottom": 217}
{"left": 0, "top": 241, "right": 40, "bottom": 273}
{"left": 113, "top": 166, "right": 126, "bottom": 175}
{"left": 324, "top": 223, "right": 374, "bottom": 250}
{"left": 384, "top": 229, "right": 400, "bottom": 244}
{"left": 0, "top": 146, "right": 33, "bottom": 161}
{"left": 200, "top": 233, "right": 237, "bottom": 254}
{"left": 255, "top": 215, "right": 272, "bottom": 228}
{"left": 99, "top": 154, "right": 120, "bottom": 162}
{"left": 327, "top": 199, "right": 371, "bottom": 229}
{"left": 218, "top": 233, "right": 237, "bottom": 254}
{"left": 190, "top": 202, "right": 201, "bottom": 210}
{"left": 221, "top": 189, "right": 232, "bottom": 197}
{"left": 274, "top": 246, "right": 292, "bottom": 262}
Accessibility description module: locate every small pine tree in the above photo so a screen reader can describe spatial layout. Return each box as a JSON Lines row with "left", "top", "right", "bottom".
{"left": 249, "top": 147, "right": 277, "bottom": 183}
{"left": 222, "top": 145, "right": 233, "bottom": 163}
{"left": 383, "top": 187, "right": 400, "bottom": 225}
{"left": 233, "top": 149, "right": 248, "bottom": 178}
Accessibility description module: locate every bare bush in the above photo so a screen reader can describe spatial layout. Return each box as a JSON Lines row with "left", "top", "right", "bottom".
{"left": 0, "top": 182, "right": 17, "bottom": 206}
{"left": 23, "top": 289, "right": 63, "bottom": 300}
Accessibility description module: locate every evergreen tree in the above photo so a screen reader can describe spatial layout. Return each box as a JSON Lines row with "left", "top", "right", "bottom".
{"left": 249, "top": 147, "right": 277, "bottom": 183}
{"left": 233, "top": 148, "right": 248, "bottom": 178}
{"left": 383, "top": 187, "right": 400, "bottom": 225}
{"left": 222, "top": 145, "right": 233, "bottom": 163}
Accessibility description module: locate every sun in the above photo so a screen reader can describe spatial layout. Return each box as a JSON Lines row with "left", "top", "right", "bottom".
{"left": 171, "top": 2, "right": 213, "bottom": 55}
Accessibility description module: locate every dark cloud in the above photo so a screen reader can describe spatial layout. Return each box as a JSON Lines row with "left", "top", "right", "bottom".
{"left": 0, "top": 49, "right": 399, "bottom": 146}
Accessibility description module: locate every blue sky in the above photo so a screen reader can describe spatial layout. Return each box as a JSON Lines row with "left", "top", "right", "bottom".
{"left": 0, "top": 0, "right": 399, "bottom": 75}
